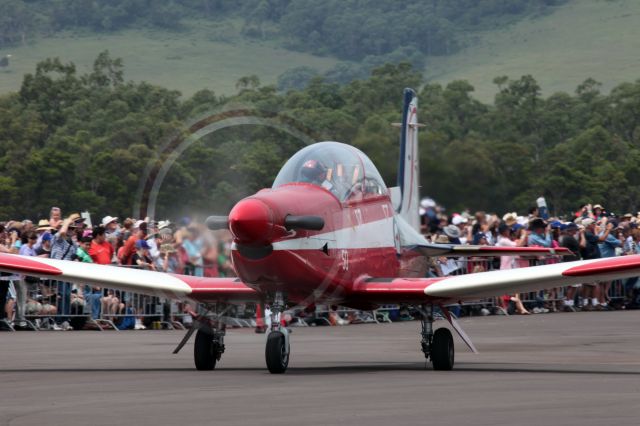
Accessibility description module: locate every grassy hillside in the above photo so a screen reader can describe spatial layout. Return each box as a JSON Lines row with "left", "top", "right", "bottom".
{"left": 0, "top": 22, "right": 340, "bottom": 97}
{"left": 1, "top": 0, "right": 639, "bottom": 101}
{"left": 426, "top": 0, "right": 640, "bottom": 101}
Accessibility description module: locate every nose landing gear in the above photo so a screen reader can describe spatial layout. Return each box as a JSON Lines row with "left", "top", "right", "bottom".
{"left": 265, "top": 291, "right": 290, "bottom": 374}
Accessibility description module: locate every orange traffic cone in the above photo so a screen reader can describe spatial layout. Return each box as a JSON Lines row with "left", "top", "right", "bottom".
{"left": 255, "top": 302, "right": 266, "bottom": 333}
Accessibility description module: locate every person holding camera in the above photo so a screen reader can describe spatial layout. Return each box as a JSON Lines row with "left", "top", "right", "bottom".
{"left": 50, "top": 214, "right": 84, "bottom": 330}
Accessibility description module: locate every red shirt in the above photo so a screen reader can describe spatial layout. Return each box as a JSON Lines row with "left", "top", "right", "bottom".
{"left": 119, "top": 235, "right": 139, "bottom": 265}
{"left": 89, "top": 240, "right": 114, "bottom": 265}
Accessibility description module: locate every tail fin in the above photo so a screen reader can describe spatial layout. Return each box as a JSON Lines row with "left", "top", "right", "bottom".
{"left": 396, "top": 88, "right": 421, "bottom": 231}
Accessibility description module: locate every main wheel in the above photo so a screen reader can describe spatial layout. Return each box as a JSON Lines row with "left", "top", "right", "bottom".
{"left": 265, "top": 331, "right": 289, "bottom": 374}
{"left": 431, "top": 328, "right": 454, "bottom": 371}
{"left": 194, "top": 329, "right": 219, "bottom": 370}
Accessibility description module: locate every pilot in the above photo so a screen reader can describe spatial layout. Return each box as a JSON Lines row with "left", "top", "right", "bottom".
{"left": 300, "top": 159, "right": 335, "bottom": 192}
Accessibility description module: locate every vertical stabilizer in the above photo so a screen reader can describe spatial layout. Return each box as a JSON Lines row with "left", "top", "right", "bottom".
{"left": 396, "top": 88, "right": 421, "bottom": 231}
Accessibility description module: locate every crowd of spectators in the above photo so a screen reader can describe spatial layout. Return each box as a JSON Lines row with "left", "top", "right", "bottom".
{"left": 2, "top": 199, "right": 640, "bottom": 331}
{"left": 419, "top": 198, "right": 640, "bottom": 314}
{"left": 0, "top": 207, "right": 234, "bottom": 330}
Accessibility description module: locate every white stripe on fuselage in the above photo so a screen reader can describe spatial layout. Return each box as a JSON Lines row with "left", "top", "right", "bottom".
{"left": 234, "top": 217, "right": 396, "bottom": 251}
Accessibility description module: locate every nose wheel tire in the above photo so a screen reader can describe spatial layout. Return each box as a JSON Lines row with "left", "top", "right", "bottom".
{"left": 431, "top": 328, "right": 454, "bottom": 371}
{"left": 194, "top": 329, "right": 221, "bottom": 370}
{"left": 265, "top": 331, "right": 289, "bottom": 374}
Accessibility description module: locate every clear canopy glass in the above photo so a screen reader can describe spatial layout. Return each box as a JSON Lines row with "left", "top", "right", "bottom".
{"left": 272, "top": 142, "right": 387, "bottom": 200}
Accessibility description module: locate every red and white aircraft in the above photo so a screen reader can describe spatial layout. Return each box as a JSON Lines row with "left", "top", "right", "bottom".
{"left": 2, "top": 88, "right": 640, "bottom": 374}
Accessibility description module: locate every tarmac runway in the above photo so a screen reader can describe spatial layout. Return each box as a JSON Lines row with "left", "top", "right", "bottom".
{"left": 2, "top": 311, "right": 640, "bottom": 426}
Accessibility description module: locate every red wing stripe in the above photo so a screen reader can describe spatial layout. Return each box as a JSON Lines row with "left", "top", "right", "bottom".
{"left": 563, "top": 255, "right": 640, "bottom": 277}
{"left": 0, "top": 253, "right": 62, "bottom": 276}
{"left": 172, "top": 275, "right": 258, "bottom": 295}
{"left": 352, "top": 277, "right": 446, "bottom": 294}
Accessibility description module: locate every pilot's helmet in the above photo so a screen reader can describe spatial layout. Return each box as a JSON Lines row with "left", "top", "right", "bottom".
{"left": 301, "top": 159, "right": 326, "bottom": 182}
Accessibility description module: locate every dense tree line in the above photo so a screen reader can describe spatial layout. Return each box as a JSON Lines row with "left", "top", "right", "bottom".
{"left": 1, "top": 0, "right": 565, "bottom": 66}
{"left": 1, "top": 53, "right": 639, "bottom": 221}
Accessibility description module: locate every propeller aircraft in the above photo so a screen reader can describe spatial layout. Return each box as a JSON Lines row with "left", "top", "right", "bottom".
{"left": 3, "top": 89, "right": 640, "bottom": 374}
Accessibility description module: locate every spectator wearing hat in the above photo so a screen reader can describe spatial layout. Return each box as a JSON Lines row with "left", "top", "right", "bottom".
{"left": 4, "top": 221, "right": 22, "bottom": 252}
{"left": 620, "top": 213, "right": 633, "bottom": 225}
{"left": 497, "top": 223, "right": 527, "bottom": 269}
{"left": 527, "top": 218, "right": 552, "bottom": 247}
{"left": 592, "top": 204, "right": 606, "bottom": 221}
{"left": 35, "top": 232, "right": 52, "bottom": 257}
{"left": 471, "top": 211, "right": 496, "bottom": 245}
{"left": 579, "top": 217, "right": 604, "bottom": 310}
{"left": 420, "top": 198, "right": 438, "bottom": 234}
{"left": 596, "top": 217, "right": 621, "bottom": 309}
{"left": 51, "top": 214, "right": 82, "bottom": 261}
{"left": 503, "top": 212, "right": 518, "bottom": 228}
{"left": 472, "top": 232, "right": 488, "bottom": 245}
{"left": 160, "top": 238, "right": 182, "bottom": 274}
{"left": 101, "top": 216, "right": 120, "bottom": 238}
{"left": 597, "top": 217, "right": 621, "bottom": 258}
{"left": 33, "top": 219, "right": 54, "bottom": 251}
{"left": 451, "top": 215, "right": 469, "bottom": 244}
{"left": 443, "top": 224, "right": 461, "bottom": 244}
{"left": 50, "top": 214, "right": 83, "bottom": 330}
{"left": 144, "top": 221, "right": 162, "bottom": 269}
{"left": 431, "top": 234, "right": 450, "bottom": 277}
{"left": 132, "top": 239, "right": 155, "bottom": 271}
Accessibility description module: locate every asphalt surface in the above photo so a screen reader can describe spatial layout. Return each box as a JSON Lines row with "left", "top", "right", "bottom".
{"left": 2, "top": 311, "right": 640, "bottom": 426}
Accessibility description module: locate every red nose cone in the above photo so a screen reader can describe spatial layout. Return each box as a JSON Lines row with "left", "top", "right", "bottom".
{"left": 229, "top": 199, "right": 274, "bottom": 244}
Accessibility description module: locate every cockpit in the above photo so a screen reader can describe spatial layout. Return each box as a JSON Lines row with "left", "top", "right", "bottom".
{"left": 272, "top": 142, "right": 388, "bottom": 201}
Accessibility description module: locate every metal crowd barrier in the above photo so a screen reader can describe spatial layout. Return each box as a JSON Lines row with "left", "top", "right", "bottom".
{"left": 3, "top": 254, "right": 638, "bottom": 332}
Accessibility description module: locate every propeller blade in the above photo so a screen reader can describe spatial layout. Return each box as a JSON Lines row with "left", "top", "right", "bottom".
{"left": 206, "top": 215, "right": 229, "bottom": 230}
{"left": 284, "top": 215, "right": 324, "bottom": 231}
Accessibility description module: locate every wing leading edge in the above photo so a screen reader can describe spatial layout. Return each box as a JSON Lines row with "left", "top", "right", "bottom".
{"left": 0, "top": 253, "right": 258, "bottom": 303}
{"left": 351, "top": 255, "right": 640, "bottom": 304}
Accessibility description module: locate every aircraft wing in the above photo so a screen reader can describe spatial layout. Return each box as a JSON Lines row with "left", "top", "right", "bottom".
{"left": 413, "top": 243, "right": 573, "bottom": 258}
{"left": 351, "top": 255, "right": 640, "bottom": 304}
{"left": 0, "top": 253, "right": 258, "bottom": 303}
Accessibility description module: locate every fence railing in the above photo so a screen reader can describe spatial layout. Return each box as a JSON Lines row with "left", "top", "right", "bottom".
{"left": 1, "top": 254, "right": 635, "bottom": 331}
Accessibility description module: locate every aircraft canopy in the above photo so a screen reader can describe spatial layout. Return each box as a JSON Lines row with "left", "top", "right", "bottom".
{"left": 272, "top": 142, "right": 387, "bottom": 201}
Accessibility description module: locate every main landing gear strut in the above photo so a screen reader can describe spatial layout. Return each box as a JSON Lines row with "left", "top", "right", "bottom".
{"left": 419, "top": 304, "right": 454, "bottom": 370}
{"left": 173, "top": 304, "right": 227, "bottom": 371}
{"left": 265, "top": 291, "right": 290, "bottom": 374}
